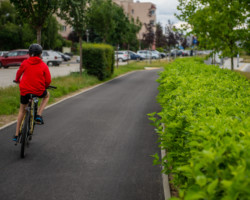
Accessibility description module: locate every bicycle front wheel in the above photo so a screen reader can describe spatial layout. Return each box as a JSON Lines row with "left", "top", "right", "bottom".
{"left": 20, "top": 111, "right": 30, "bottom": 158}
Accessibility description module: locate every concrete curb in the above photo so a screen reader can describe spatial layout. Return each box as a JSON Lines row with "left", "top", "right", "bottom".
{"left": 161, "top": 123, "right": 171, "bottom": 200}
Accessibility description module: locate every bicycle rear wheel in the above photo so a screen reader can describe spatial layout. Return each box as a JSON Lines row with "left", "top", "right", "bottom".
{"left": 20, "top": 111, "right": 30, "bottom": 158}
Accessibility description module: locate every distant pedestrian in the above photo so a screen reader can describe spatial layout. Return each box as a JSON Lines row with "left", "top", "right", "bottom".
{"left": 190, "top": 49, "right": 193, "bottom": 56}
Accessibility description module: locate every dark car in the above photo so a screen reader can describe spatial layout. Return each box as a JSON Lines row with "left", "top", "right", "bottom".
{"left": 56, "top": 51, "right": 71, "bottom": 61}
{"left": 159, "top": 52, "right": 166, "bottom": 58}
{"left": 0, "top": 49, "right": 29, "bottom": 68}
{"left": 128, "top": 51, "right": 143, "bottom": 60}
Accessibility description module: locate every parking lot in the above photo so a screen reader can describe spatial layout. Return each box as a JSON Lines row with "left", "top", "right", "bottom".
{"left": 0, "top": 61, "right": 80, "bottom": 88}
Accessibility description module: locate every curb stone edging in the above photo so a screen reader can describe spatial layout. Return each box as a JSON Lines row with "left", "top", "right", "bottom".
{"left": 161, "top": 123, "right": 171, "bottom": 200}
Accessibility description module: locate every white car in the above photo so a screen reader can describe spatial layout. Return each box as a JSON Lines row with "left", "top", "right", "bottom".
{"left": 76, "top": 56, "right": 80, "bottom": 63}
{"left": 137, "top": 50, "right": 160, "bottom": 59}
{"left": 115, "top": 51, "right": 130, "bottom": 62}
{"left": 0, "top": 51, "right": 8, "bottom": 57}
{"left": 42, "top": 50, "right": 63, "bottom": 66}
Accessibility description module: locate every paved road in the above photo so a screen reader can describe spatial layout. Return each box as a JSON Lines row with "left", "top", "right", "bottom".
{"left": 0, "top": 69, "right": 164, "bottom": 200}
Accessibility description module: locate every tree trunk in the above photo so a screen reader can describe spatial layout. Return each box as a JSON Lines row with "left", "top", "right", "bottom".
{"left": 149, "top": 46, "right": 151, "bottom": 64}
{"left": 231, "top": 56, "right": 234, "bottom": 71}
{"left": 127, "top": 44, "right": 129, "bottom": 64}
{"left": 79, "top": 35, "right": 83, "bottom": 75}
{"left": 36, "top": 26, "right": 42, "bottom": 45}
{"left": 116, "top": 45, "right": 119, "bottom": 68}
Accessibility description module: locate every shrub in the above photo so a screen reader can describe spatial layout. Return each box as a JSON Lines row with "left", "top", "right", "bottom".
{"left": 149, "top": 58, "right": 250, "bottom": 199}
{"left": 82, "top": 43, "right": 114, "bottom": 80}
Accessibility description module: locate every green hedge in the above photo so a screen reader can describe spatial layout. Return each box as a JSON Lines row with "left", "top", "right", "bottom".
{"left": 149, "top": 58, "right": 250, "bottom": 200}
{"left": 82, "top": 43, "right": 114, "bottom": 80}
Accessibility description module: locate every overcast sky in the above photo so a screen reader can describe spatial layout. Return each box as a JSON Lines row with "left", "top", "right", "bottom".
{"left": 138, "top": 0, "right": 182, "bottom": 28}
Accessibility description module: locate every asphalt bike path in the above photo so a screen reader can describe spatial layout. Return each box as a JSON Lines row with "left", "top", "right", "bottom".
{"left": 0, "top": 69, "right": 164, "bottom": 200}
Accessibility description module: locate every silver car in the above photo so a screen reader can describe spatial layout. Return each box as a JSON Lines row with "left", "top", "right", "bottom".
{"left": 115, "top": 51, "right": 130, "bottom": 62}
{"left": 137, "top": 50, "right": 160, "bottom": 59}
{"left": 42, "top": 50, "right": 63, "bottom": 66}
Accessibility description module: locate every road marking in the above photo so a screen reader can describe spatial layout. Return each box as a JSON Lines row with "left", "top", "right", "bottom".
{"left": 238, "top": 63, "right": 249, "bottom": 71}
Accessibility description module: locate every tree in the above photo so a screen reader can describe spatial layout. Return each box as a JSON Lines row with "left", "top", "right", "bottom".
{"left": 87, "top": 0, "right": 141, "bottom": 66}
{"left": 177, "top": 0, "right": 249, "bottom": 70}
{"left": 165, "top": 20, "right": 181, "bottom": 50}
{"left": 123, "top": 17, "right": 141, "bottom": 51}
{"left": 142, "top": 22, "right": 155, "bottom": 49}
{"left": 86, "top": 0, "right": 115, "bottom": 43}
{"left": 42, "top": 16, "right": 61, "bottom": 50}
{"left": 58, "top": 0, "right": 89, "bottom": 75}
{"left": 10, "top": 0, "right": 59, "bottom": 44}
{"left": 155, "top": 23, "right": 167, "bottom": 48}
{"left": 86, "top": 0, "right": 140, "bottom": 49}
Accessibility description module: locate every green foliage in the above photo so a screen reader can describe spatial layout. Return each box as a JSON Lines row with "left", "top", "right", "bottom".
{"left": 86, "top": 0, "right": 141, "bottom": 49}
{"left": 10, "top": 0, "right": 60, "bottom": 44}
{"left": 155, "top": 23, "right": 167, "bottom": 48}
{"left": 0, "top": 1, "right": 66, "bottom": 50}
{"left": 156, "top": 47, "right": 164, "bottom": 52}
{"left": 0, "top": 0, "right": 17, "bottom": 24}
{"left": 177, "top": 0, "right": 249, "bottom": 69}
{"left": 42, "top": 16, "right": 62, "bottom": 50}
{"left": 0, "top": 22, "right": 22, "bottom": 50}
{"left": 82, "top": 43, "right": 114, "bottom": 80}
{"left": 58, "top": 0, "right": 89, "bottom": 36}
{"left": 150, "top": 58, "right": 250, "bottom": 199}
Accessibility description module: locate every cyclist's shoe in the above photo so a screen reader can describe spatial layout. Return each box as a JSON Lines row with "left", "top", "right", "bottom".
{"left": 12, "top": 135, "right": 18, "bottom": 142}
{"left": 35, "top": 115, "right": 44, "bottom": 125}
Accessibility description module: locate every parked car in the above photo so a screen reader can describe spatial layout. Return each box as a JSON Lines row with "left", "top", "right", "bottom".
{"left": 159, "top": 52, "right": 166, "bottom": 58}
{"left": 115, "top": 51, "right": 130, "bottom": 62}
{"left": 0, "top": 51, "right": 8, "bottom": 57}
{"left": 128, "top": 51, "right": 143, "bottom": 60}
{"left": 56, "top": 51, "right": 71, "bottom": 61}
{"left": 0, "top": 49, "right": 29, "bottom": 68}
{"left": 150, "top": 50, "right": 164, "bottom": 58}
{"left": 170, "top": 49, "right": 183, "bottom": 57}
{"left": 42, "top": 50, "right": 63, "bottom": 66}
{"left": 64, "top": 52, "right": 74, "bottom": 57}
{"left": 137, "top": 50, "right": 160, "bottom": 59}
{"left": 76, "top": 56, "right": 80, "bottom": 63}
{"left": 182, "top": 50, "right": 190, "bottom": 56}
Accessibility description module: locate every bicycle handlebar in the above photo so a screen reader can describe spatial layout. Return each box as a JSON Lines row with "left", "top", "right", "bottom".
{"left": 13, "top": 80, "right": 57, "bottom": 89}
{"left": 47, "top": 85, "right": 57, "bottom": 89}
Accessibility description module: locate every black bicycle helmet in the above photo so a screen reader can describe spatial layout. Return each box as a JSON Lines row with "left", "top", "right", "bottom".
{"left": 29, "top": 43, "right": 43, "bottom": 57}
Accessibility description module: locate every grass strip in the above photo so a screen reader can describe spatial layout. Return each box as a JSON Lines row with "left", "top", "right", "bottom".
{"left": 0, "top": 60, "right": 164, "bottom": 124}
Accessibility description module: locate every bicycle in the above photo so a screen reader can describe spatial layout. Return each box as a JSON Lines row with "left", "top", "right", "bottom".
{"left": 13, "top": 82, "right": 56, "bottom": 158}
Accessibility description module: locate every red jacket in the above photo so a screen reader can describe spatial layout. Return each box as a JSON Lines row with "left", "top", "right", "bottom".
{"left": 15, "top": 57, "right": 51, "bottom": 96}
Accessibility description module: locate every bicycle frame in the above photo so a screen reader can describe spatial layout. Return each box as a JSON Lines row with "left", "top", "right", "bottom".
{"left": 13, "top": 82, "right": 57, "bottom": 158}
{"left": 16, "top": 95, "right": 39, "bottom": 158}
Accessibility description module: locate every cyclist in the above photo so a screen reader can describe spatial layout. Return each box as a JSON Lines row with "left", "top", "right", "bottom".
{"left": 13, "top": 44, "right": 51, "bottom": 141}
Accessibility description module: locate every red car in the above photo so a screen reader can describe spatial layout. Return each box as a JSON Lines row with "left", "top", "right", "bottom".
{"left": 0, "top": 49, "right": 29, "bottom": 68}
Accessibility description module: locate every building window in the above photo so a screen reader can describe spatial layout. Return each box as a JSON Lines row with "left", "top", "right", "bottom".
{"left": 61, "top": 25, "right": 67, "bottom": 32}
{"left": 131, "top": 9, "right": 134, "bottom": 14}
{"left": 150, "top": 20, "right": 155, "bottom": 25}
{"left": 150, "top": 10, "right": 155, "bottom": 16}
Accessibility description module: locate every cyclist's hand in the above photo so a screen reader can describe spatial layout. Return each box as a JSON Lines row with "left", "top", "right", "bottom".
{"left": 13, "top": 80, "right": 20, "bottom": 84}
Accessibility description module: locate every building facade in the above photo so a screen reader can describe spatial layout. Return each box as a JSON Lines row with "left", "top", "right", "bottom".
{"left": 113, "top": 0, "right": 156, "bottom": 41}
